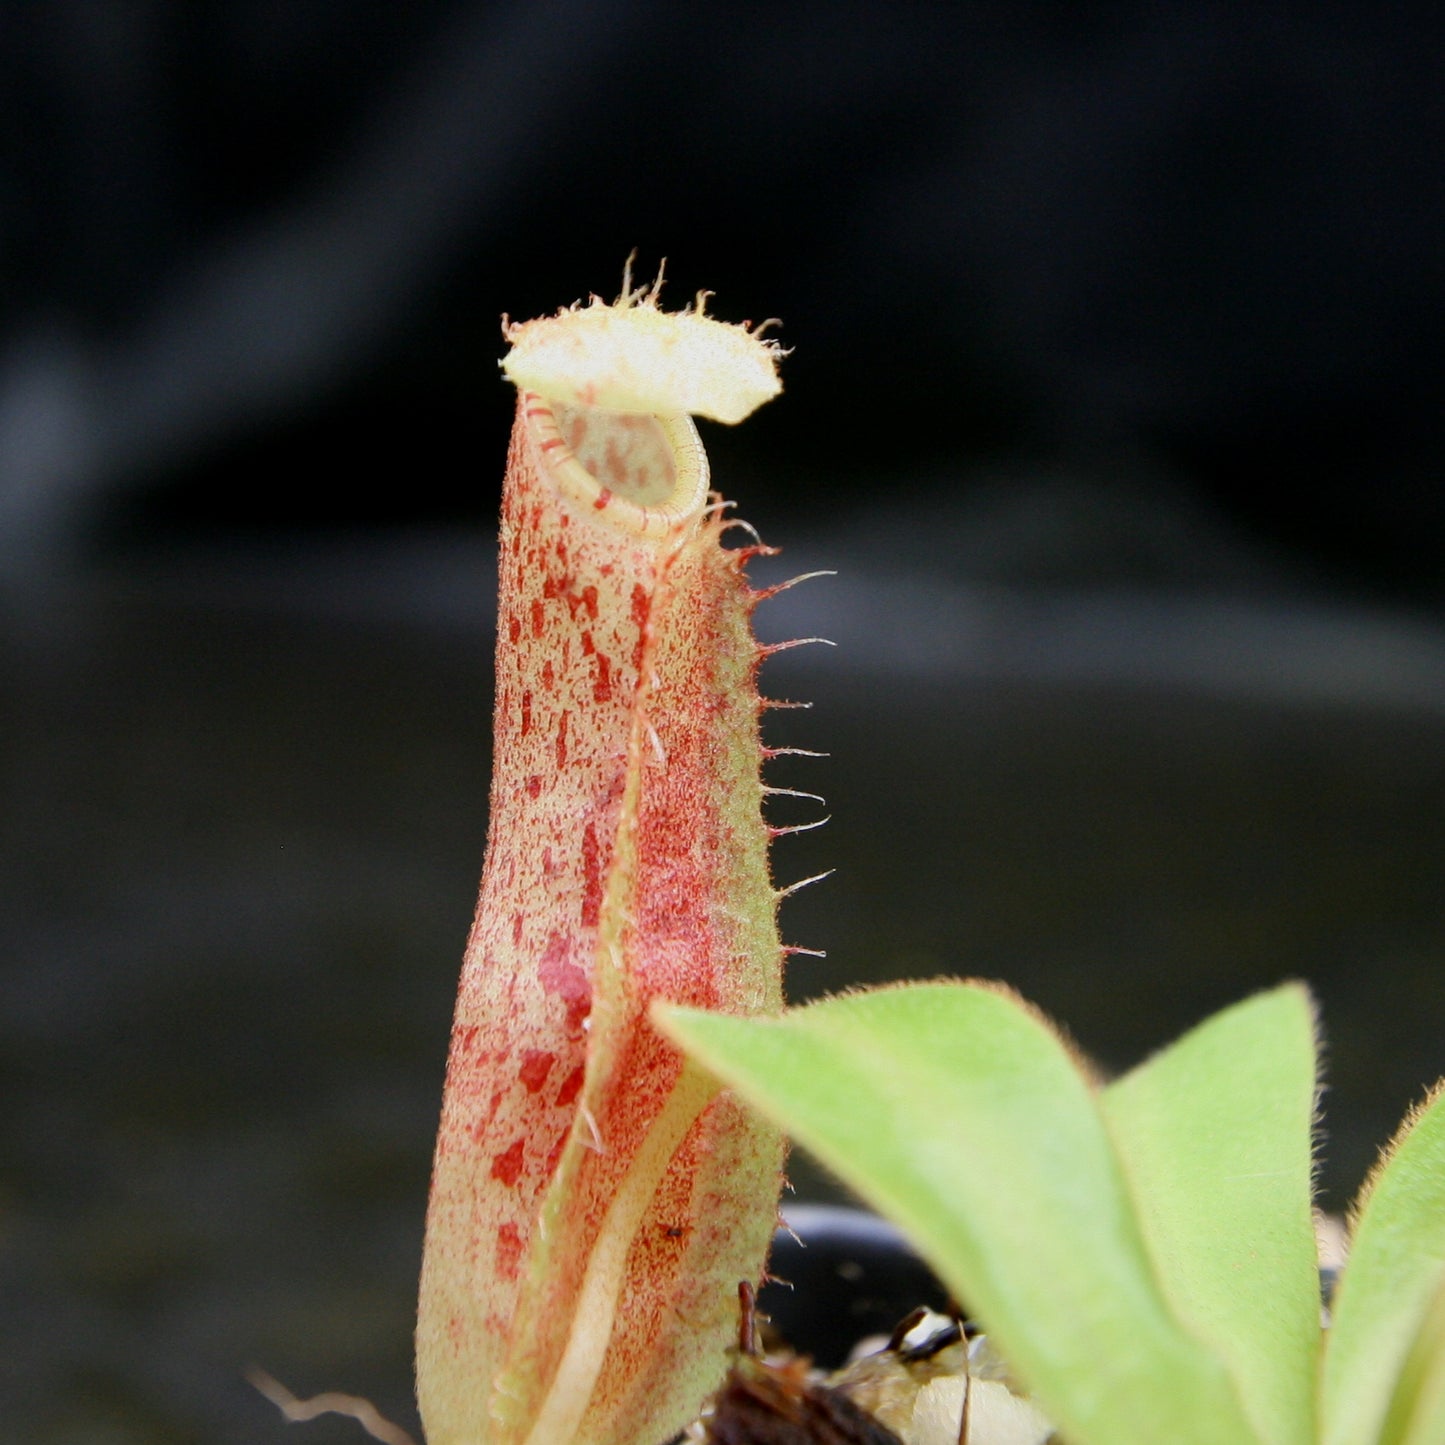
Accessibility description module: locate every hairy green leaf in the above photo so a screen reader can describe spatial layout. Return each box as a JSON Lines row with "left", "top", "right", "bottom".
{"left": 1101, "top": 984, "right": 1320, "bottom": 1445}
{"left": 1323, "top": 1080, "right": 1445, "bottom": 1445}
{"left": 654, "top": 981, "right": 1261, "bottom": 1445}
{"left": 1377, "top": 1267, "right": 1445, "bottom": 1445}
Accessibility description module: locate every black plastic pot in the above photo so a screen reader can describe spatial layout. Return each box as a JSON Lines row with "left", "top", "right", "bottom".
{"left": 756, "top": 1205, "right": 953, "bottom": 1369}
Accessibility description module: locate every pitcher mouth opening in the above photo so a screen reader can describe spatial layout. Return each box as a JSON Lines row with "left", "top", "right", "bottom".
{"left": 522, "top": 392, "right": 709, "bottom": 540}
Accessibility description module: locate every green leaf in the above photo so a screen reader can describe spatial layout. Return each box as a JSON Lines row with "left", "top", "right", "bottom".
{"left": 1377, "top": 1267, "right": 1445, "bottom": 1445}
{"left": 1323, "top": 1080, "right": 1445, "bottom": 1445}
{"left": 654, "top": 982, "right": 1261, "bottom": 1445}
{"left": 1100, "top": 984, "right": 1320, "bottom": 1445}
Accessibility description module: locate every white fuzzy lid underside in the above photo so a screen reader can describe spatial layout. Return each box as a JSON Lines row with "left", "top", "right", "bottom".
{"left": 502, "top": 297, "right": 782, "bottom": 424}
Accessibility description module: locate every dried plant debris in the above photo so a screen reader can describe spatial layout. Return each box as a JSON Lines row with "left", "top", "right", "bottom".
{"left": 687, "top": 1284, "right": 905, "bottom": 1445}
{"left": 688, "top": 1294, "right": 1056, "bottom": 1445}
{"left": 831, "top": 1310, "right": 1057, "bottom": 1445}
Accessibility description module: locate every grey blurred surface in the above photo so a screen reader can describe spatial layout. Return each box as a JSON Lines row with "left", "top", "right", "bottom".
{"left": 3, "top": 483, "right": 1445, "bottom": 1439}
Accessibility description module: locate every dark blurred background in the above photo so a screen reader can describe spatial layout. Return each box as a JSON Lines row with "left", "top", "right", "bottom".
{"left": 3, "top": 4, "right": 1444, "bottom": 1441}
